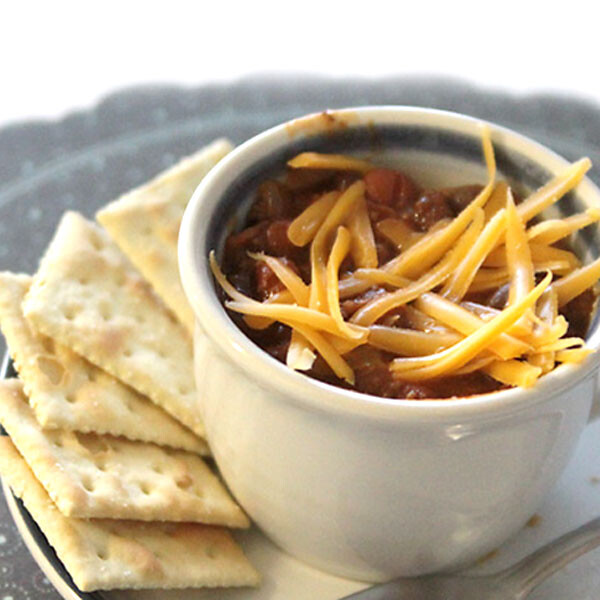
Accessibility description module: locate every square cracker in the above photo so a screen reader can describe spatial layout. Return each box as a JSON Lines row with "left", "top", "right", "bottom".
{"left": 0, "top": 379, "right": 249, "bottom": 527}
{"left": 0, "top": 436, "right": 259, "bottom": 591}
{"left": 97, "top": 139, "right": 233, "bottom": 333}
{"left": 0, "top": 271, "right": 207, "bottom": 454}
{"left": 22, "top": 211, "right": 204, "bottom": 438}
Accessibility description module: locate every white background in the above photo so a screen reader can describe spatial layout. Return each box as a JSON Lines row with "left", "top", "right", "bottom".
{"left": 2, "top": 1, "right": 600, "bottom": 127}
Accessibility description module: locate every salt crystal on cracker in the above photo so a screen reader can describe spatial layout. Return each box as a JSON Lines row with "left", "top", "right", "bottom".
{"left": 22, "top": 211, "right": 204, "bottom": 438}
{"left": 0, "top": 271, "right": 207, "bottom": 453}
{"left": 0, "top": 434, "right": 259, "bottom": 591}
{"left": 97, "top": 139, "right": 233, "bottom": 333}
{"left": 0, "top": 379, "right": 249, "bottom": 527}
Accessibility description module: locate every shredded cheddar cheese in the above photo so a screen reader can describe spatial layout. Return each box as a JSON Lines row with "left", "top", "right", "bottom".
{"left": 248, "top": 252, "right": 310, "bottom": 306}
{"left": 288, "top": 191, "right": 339, "bottom": 247}
{"left": 414, "top": 293, "right": 532, "bottom": 360}
{"left": 287, "top": 329, "right": 316, "bottom": 371}
{"left": 441, "top": 207, "right": 507, "bottom": 301}
{"left": 326, "top": 226, "right": 361, "bottom": 339}
{"left": 505, "top": 191, "right": 535, "bottom": 307}
{"left": 309, "top": 181, "right": 365, "bottom": 312}
{"left": 212, "top": 129, "right": 599, "bottom": 394}
{"left": 552, "top": 256, "right": 600, "bottom": 306}
{"left": 376, "top": 218, "right": 424, "bottom": 249}
{"left": 368, "top": 326, "right": 461, "bottom": 356}
{"left": 388, "top": 273, "right": 552, "bottom": 380}
{"left": 243, "top": 289, "right": 294, "bottom": 330}
{"left": 482, "top": 360, "right": 542, "bottom": 388}
{"left": 516, "top": 158, "right": 592, "bottom": 224}
{"left": 484, "top": 242, "right": 580, "bottom": 271}
{"left": 527, "top": 208, "right": 600, "bottom": 245}
{"left": 288, "top": 152, "right": 374, "bottom": 174}
{"left": 380, "top": 126, "right": 496, "bottom": 280}
{"left": 283, "top": 320, "right": 355, "bottom": 384}
{"left": 225, "top": 300, "right": 368, "bottom": 339}
{"left": 350, "top": 209, "right": 484, "bottom": 325}
{"left": 347, "top": 196, "right": 378, "bottom": 268}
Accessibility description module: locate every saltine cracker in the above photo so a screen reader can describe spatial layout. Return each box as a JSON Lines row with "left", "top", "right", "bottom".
{"left": 22, "top": 212, "right": 204, "bottom": 437}
{"left": 0, "top": 379, "right": 248, "bottom": 526}
{"left": 97, "top": 139, "right": 233, "bottom": 332}
{"left": 0, "top": 435, "right": 259, "bottom": 591}
{"left": 0, "top": 271, "right": 207, "bottom": 453}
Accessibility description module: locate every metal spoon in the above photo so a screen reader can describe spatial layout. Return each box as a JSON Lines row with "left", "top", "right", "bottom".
{"left": 341, "top": 516, "right": 600, "bottom": 599}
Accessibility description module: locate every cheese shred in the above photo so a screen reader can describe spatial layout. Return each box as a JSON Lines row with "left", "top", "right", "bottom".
{"left": 288, "top": 152, "right": 374, "bottom": 174}
{"left": 309, "top": 181, "right": 365, "bottom": 312}
{"left": 389, "top": 273, "right": 552, "bottom": 380}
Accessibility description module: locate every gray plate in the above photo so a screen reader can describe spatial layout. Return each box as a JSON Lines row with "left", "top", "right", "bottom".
{"left": 2, "top": 76, "right": 600, "bottom": 599}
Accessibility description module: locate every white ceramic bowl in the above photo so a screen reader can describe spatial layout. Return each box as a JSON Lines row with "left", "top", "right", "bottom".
{"left": 179, "top": 107, "right": 600, "bottom": 582}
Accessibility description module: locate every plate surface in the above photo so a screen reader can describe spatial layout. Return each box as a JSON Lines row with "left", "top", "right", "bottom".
{"left": 2, "top": 77, "right": 600, "bottom": 599}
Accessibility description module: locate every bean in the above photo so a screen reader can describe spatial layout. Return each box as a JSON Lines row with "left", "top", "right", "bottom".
{"left": 247, "top": 180, "right": 292, "bottom": 223}
{"left": 265, "top": 220, "right": 295, "bottom": 256}
{"left": 410, "top": 191, "right": 454, "bottom": 231}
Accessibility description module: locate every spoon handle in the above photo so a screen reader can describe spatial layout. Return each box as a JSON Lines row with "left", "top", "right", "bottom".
{"left": 498, "top": 516, "right": 600, "bottom": 598}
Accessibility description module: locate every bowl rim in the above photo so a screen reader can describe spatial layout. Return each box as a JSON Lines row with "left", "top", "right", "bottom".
{"left": 179, "top": 105, "right": 600, "bottom": 422}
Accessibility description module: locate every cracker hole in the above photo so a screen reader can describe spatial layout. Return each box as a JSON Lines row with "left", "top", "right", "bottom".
{"left": 205, "top": 547, "right": 217, "bottom": 560}
{"left": 152, "top": 464, "right": 163, "bottom": 474}
{"left": 53, "top": 439, "right": 63, "bottom": 449}
{"left": 40, "top": 336, "right": 56, "bottom": 353}
{"left": 36, "top": 355, "right": 65, "bottom": 386}
{"left": 99, "top": 303, "right": 112, "bottom": 321}
{"left": 78, "top": 277, "right": 89, "bottom": 285}
{"left": 176, "top": 477, "right": 193, "bottom": 490}
{"left": 123, "top": 349, "right": 133, "bottom": 358}
{"left": 65, "top": 394, "right": 76, "bottom": 404}
{"left": 81, "top": 478, "right": 95, "bottom": 493}
{"left": 90, "top": 235, "right": 104, "bottom": 251}
{"left": 96, "top": 550, "right": 108, "bottom": 560}
{"left": 140, "top": 483, "right": 152, "bottom": 495}
{"left": 177, "top": 385, "right": 191, "bottom": 396}
{"left": 95, "top": 457, "right": 108, "bottom": 472}
{"left": 63, "top": 307, "right": 76, "bottom": 321}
